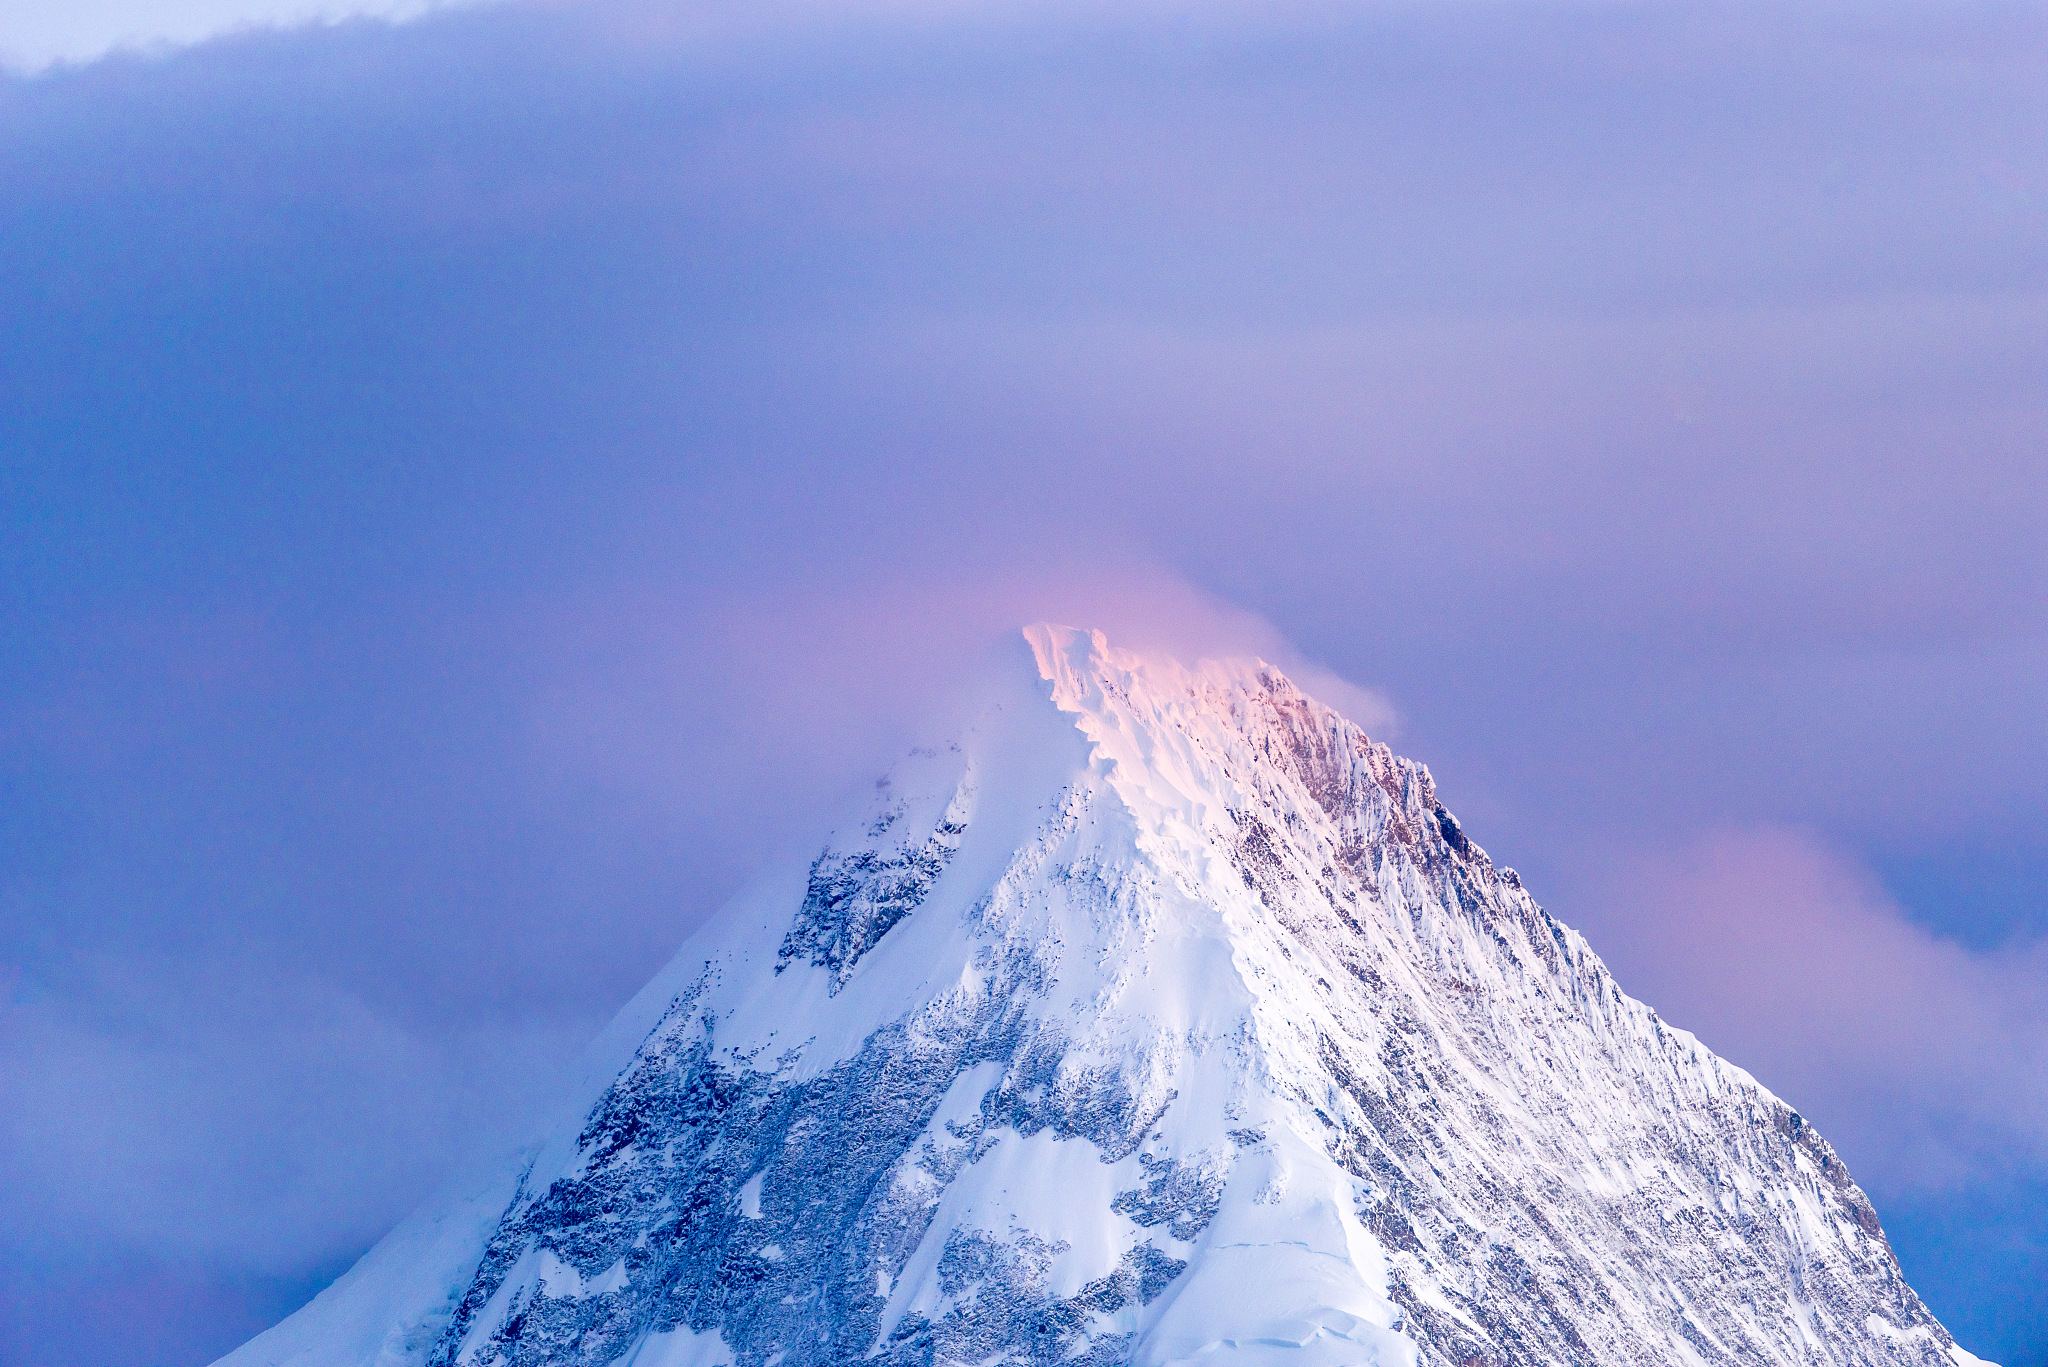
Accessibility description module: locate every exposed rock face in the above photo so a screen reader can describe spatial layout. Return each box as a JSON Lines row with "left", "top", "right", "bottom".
{"left": 217, "top": 626, "right": 1986, "bottom": 1367}
{"left": 777, "top": 756, "right": 975, "bottom": 992}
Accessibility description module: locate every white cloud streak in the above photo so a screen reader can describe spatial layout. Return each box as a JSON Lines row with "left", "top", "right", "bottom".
{"left": 0, "top": 0, "right": 471, "bottom": 70}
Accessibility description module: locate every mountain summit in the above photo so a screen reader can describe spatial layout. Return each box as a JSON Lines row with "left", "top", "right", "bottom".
{"left": 220, "top": 625, "right": 1984, "bottom": 1367}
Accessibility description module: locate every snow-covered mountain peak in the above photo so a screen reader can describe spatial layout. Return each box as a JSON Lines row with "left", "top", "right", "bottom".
{"left": 218, "top": 625, "right": 1989, "bottom": 1367}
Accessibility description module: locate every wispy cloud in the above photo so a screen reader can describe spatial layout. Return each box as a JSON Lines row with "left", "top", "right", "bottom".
{"left": 1567, "top": 828, "right": 2048, "bottom": 1193}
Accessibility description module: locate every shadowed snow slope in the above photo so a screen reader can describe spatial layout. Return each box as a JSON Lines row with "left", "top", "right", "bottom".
{"left": 216, "top": 625, "right": 1989, "bottom": 1367}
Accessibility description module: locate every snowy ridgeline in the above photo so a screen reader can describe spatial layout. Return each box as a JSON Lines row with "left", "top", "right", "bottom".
{"left": 218, "top": 625, "right": 1989, "bottom": 1367}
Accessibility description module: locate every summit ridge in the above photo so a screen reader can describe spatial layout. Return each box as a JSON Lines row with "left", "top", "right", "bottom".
{"left": 218, "top": 624, "right": 1984, "bottom": 1367}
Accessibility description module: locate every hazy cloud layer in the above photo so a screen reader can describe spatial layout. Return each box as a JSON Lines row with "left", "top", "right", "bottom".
{"left": 1568, "top": 828, "right": 2048, "bottom": 1191}
{"left": 2, "top": 1, "right": 2044, "bottom": 1363}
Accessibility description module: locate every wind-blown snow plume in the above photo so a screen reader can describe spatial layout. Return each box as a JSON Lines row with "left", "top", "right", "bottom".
{"left": 217, "top": 627, "right": 1987, "bottom": 1367}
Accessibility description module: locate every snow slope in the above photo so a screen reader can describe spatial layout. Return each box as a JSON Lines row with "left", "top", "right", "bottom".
{"left": 218, "top": 625, "right": 1990, "bottom": 1367}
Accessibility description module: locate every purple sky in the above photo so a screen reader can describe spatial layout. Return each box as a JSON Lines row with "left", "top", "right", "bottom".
{"left": 2, "top": 2, "right": 2045, "bottom": 1363}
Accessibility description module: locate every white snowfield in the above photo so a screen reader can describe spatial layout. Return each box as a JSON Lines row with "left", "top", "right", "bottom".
{"left": 218, "top": 626, "right": 1994, "bottom": 1367}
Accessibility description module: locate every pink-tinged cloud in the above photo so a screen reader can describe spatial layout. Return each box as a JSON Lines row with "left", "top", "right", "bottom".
{"left": 1572, "top": 828, "right": 2048, "bottom": 1192}
{"left": 511, "top": 561, "right": 1397, "bottom": 847}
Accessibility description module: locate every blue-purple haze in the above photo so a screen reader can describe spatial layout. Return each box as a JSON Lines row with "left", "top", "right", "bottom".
{"left": 2, "top": 2, "right": 2044, "bottom": 1363}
